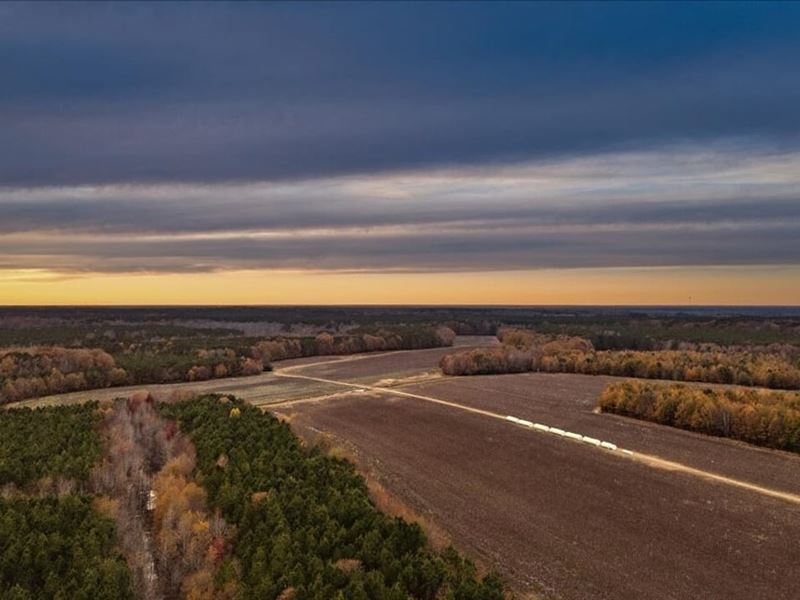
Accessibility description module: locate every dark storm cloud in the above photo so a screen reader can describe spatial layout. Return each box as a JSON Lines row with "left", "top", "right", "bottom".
{"left": 3, "top": 2, "right": 800, "bottom": 276}
{"left": 2, "top": 2, "right": 800, "bottom": 185}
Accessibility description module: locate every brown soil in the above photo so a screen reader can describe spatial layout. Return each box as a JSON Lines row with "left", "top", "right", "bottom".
{"left": 403, "top": 374, "right": 800, "bottom": 496}
{"left": 285, "top": 392, "right": 800, "bottom": 600}
{"left": 285, "top": 344, "right": 479, "bottom": 383}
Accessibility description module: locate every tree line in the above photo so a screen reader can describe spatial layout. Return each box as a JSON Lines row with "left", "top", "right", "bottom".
{"left": 440, "top": 329, "right": 800, "bottom": 390}
{"left": 255, "top": 326, "right": 455, "bottom": 362}
{"left": 160, "top": 395, "right": 505, "bottom": 600}
{"left": 0, "top": 326, "right": 456, "bottom": 405}
{"left": 0, "top": 348, "right": 126, "bottom": 405}
{"left": 598, "top": 381, "right": 800, "bottom": 453}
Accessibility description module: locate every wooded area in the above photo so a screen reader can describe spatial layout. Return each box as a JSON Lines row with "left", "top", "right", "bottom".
{"left": 598, "top": 381, "right": 800, "bottom": 453}
{"left": 0, "top": 496, "right": 133, "bottom": 599}
{"left": 441, "top": 329, "right": 800, "bottom": 390}
{"left": 92, "top": 394, "right": 235, "bottom": 599}
{"left": 0, "top": 402, "right": 134, "bottom": 598}
{"left": 0, "top": 403, "right": 101, "bottom": 490}
{"left": 161, "top": 395, "right": 505, "bottom": 600}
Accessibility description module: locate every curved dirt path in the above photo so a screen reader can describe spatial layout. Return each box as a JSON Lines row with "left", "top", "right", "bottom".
{"left": 7, "top": 343, "right": 476, "bottom": 409}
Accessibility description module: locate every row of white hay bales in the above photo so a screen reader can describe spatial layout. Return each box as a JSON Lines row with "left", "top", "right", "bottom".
{"left": 505, "top": 415, "right": 634, "bottom": 456}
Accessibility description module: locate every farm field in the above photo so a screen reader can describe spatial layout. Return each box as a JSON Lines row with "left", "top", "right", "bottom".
{"left": 286, "top": 349, "right": 800, "bottom": 496}
{"left": 400, "top": 374, "right": 800, "bottom": 496}
{"left": 278, "top": 342, "right": 493, "bottom": 385}
{"left": 279, "top": 393, "right": 800, "bottom": 600}
{"left": 12, "top": 339, "right": 800, "bottom": 599}
{"left": 273, "top": 346, "right": 800, "bottom": 599}
{"left": 9, "top": 370, "right": 342, "bottom": 409}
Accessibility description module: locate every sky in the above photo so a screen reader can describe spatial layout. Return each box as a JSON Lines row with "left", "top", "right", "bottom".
{"left": 1, "top": 1, "right": 799, "bottom": 305}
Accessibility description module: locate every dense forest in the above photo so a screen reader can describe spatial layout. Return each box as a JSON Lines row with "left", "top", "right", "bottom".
{"left": 0, "top": 405, "right": 133, "bottom": 599}
{"left": 441, "top": 329, "right": 800, "bottom": 390}
{"left": 598, "top": 381, "right": 800, "bottom": 453}
{"left": 0, "top": 403, "right": 102, "bottom": 490}
{"left": 0, "top": 496, "right": 134, "bottom": 600}
{"left": 160, "top": 395, "right": 505, "bottom": 600}
{"left": 1, "top": 393, "right": 506, "bottom": 599}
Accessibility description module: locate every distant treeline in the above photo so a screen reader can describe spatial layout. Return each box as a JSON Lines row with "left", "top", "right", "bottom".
{"left": 599, "top": 381, "right": 800, "bottom": 453}
{"left": 4, "top": 305, "right": 800, "bottom": 350}
{"left": 1, "top": 348, "right": 127, "bottom": 404}
{"left": 529, "top": 317, "right": 800, "bottom": 349}
{"left": 0, "top": 326, "right": 455, "bottom": 404}
{"left": 160, "top": 395, "right": 505, "bottom": 599}
{"left": 534, "top": 349, "right": 800, "bottom": 389}
{"left": 0, "top": 322, "right": 241, "bottom": 350}
{"left": 440, "top": 329, "right": 800, "bottom": 390}
{"left": 257, "top": 326, "right": 455, "bottom": 361}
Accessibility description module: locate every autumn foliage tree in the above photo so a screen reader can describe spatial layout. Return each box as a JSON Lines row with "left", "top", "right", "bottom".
{"left": 152, "top": 449, "right": 235, "bottom": 599}
{"left": 442, "top": 328, "right": 800, "bottom": 390}
{"left": 92, "top": 394, "right": 234, "bottom": 599}
{"left": 599, "top": 380, "right": 800, "bottom": 452}
{"left": 0, "top": 347, "right": 126, "bottom": 404}
{"left": 440, "top": 331, "right": 593, "bottom": 376}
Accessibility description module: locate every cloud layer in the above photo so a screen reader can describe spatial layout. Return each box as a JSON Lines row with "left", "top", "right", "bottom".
{"left": 1, "top": 148, "right": 798, "bottom": 274}
{"left": 2, "top": 3, "right": 800, "bottom": 186}
{"left": 2, "top": 3, "right": 799, "bottom": 280}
